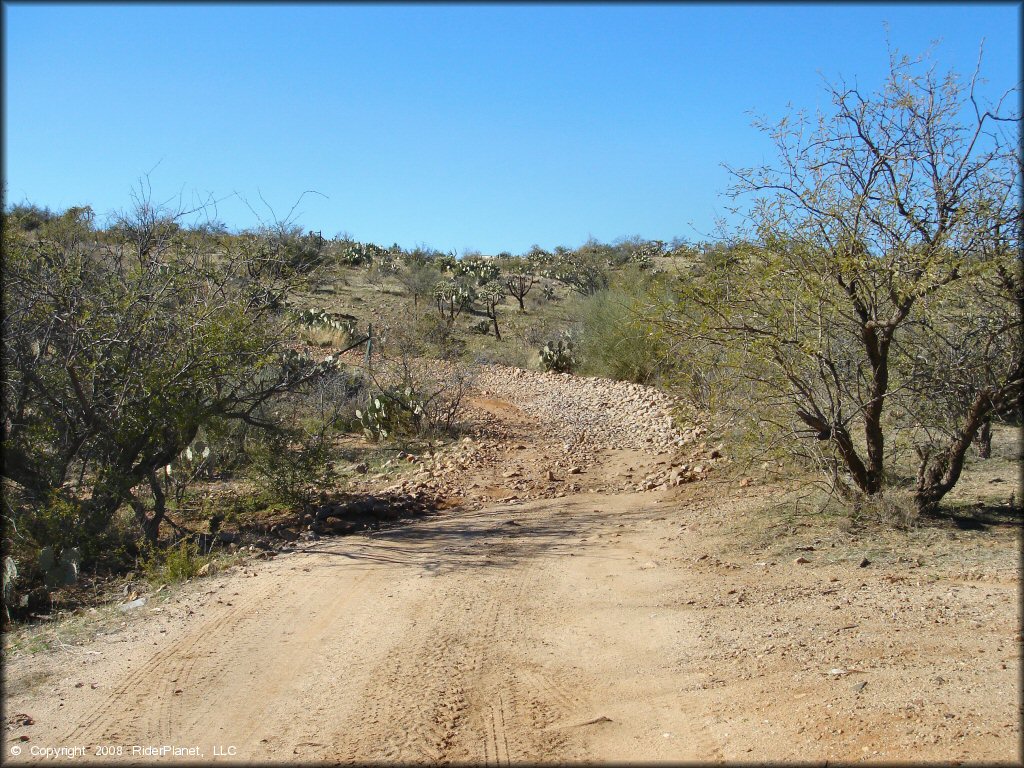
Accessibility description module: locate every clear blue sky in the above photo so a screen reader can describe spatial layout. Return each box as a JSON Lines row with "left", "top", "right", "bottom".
{"left": 4, "top": 3, "right": 1020, "bottom": 255}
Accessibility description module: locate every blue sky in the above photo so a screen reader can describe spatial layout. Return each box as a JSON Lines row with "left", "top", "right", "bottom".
{"left": 4, "top": 3, "right": 1020, "bottom": 255}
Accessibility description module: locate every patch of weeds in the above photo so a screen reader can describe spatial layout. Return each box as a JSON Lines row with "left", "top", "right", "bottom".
{"left": 3, "top": 630, "right": 53, "bottom": 656}
{"left": 140, "top": 539, "right": 211, "bottom": 586}
{"left": 847, "top": 490, "right": 919, "bottom": 532}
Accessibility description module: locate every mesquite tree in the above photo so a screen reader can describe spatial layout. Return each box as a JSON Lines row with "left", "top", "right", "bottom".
{"left": 672, "top": 45, "right": 1021, "bottom": 513}
{"left": 2, "top": 197, "right": 335, "bottom": 554}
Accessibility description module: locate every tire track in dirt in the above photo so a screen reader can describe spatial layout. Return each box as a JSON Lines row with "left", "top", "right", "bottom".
{"left": 158, "top": 571, "right": 371, "bottom": 748}
{"left": 61, "top": 570, "right": 371, "bottom": 751}
{"left": 324, "top": 516, "right": 577, "bottom": 765}
{"left": 60, "top": 586, "right": 264, "bottom": 745}
{"left": 482, "top": 694, "right": 511, "bottom": 767}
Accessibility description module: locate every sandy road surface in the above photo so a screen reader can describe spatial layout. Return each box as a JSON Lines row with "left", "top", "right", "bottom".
{"left": 8, "top": 490, "right": 729, "bottom": 764}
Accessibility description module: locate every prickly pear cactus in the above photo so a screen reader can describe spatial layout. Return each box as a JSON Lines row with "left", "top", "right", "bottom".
{"left": 629, "top": 239, "right": 664, "bottom": 269}
{"left": 453, "top": 256, "right": 501, "bottom": 285}
{"left": 356, "top": 388, "right": 428, "bottom": 441}
{"left": 296, "top": 307, "right": 358, "bottom": 337}
{"left": 38, "top": 546, "right": 80, "bottom": 589}
{"left": 540, "top": 331, "right": 577, "bottom": 373}
{"left": 3, "top": 556, "right": 17, "bottom": 612}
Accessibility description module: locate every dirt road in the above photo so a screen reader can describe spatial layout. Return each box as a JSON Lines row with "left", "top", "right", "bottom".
{"left": 8, "top": 489, "right": 720, "bottom": 763}
{"left": 4, "top": 367, "right": 1020, "bottom": 763}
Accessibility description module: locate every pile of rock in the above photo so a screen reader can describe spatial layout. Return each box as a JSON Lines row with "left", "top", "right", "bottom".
{"left": 473, "top": 365, "right": 692, "bottom": 452}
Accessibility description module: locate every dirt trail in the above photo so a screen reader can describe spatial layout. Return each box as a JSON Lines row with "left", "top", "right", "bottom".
{"left": 4, "top": 367, "right": 1020, "bottom": 764}
{"left": 8, "top": 492, "right": 726, "bottom": 764}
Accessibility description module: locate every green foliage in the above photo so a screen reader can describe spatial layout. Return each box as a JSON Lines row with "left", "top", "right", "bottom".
{"left": 3, "top": 202, "right": 59, "bottom": 232}
{"left": 666, "top": 47, "right": 1021, "bottom": 512}
{"left": 433, "top": 252, "right": 458, "bottom": 272}
{"left": 247, "top": 370, "right": 359, "bottom": 510}
{"left": 357, "top": 360, "right": 472, "bottom": 441}
{"left": 575, "top": 275, "right": 672, "bottom": 384}
{"left": 338, "top": 240, "right": 391, "bottom": 267}
{"left": 2, "top": 193, "right": 338, "bottom": 569}
{"left": 248, "top": 428, "right": 337, "bottom": 511}
{"left": 396, "top": 260, "right": 442, "bottom": 308}
{"left": 624, "top": 239, "right": 664, "bottom": 269}
{"left": 264, "top": 227, "right": 325, "bottom": 274}
{"left": 357, "top": 393, "right": 407, "bottom": 441}
{"left": 141, "top": 538, "right": 209, "bottom": 585}
{"left": 546, "top": 240, "right": 610, "bottom": 296}
{"left": 361, "top": 321, "right": 474, "bottom": 440}
{"left": 366, "top": 247, "right": 402, "bottom": 287}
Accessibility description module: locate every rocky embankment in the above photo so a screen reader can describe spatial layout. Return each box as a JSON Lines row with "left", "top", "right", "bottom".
{"left": 345, "top": 363, "right": 724, "bottom": 511}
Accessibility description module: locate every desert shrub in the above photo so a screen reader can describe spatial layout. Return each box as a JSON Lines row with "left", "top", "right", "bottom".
{"left": 546, "top": 240, "right": 611, "bottom": 296}
{"left": 361, "top": 321, "right": 474, "bottom": 440}
{"left": 248, "top": 428, "right": 337, "bottom": 512}
{"left": 366, "top": 248, "right": 402, "bottom": 289}
{"left": 2, "top": 193, "right": 336, "bottom": 570}
{"left": 4, "top": 202, "right": 58, "bottom": 232}
{"left": 279, "top": 228, "right": 326, "bottom": 274}
{"left": 575, "top": 273, "right": 673, "bottom": 385}
{"left": 397, "top": 260, "right": 442, "bottom": 309}
{"left": 358, "top": 362, "right": 473, "bottom": 441}
{"left": 664, "top": 47, "right": 1020, "bottom": 513}
{"left": 247, "top": 369, "right": 365, "bottom": 510}
{"left": 409, "top": 313, "right": 466, "bottom": 360}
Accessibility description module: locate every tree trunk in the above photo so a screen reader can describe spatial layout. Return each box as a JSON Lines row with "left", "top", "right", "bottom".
{"left": 914, "top": 391, "right": 993, "bottom": 514}
{"left": 796, "top": 408, "right": 872, "bottom": 493}
{"left": 490, "top": 311, "right": 501, "bottom": 340}
{"left": 974, "top": 416, "right": 992, "bottom": 459}
{"left": 145, "top": 469, "right": 167, "bottom": 544}
{"left": 860, "top": 328, "right": 891, "bottom": 494}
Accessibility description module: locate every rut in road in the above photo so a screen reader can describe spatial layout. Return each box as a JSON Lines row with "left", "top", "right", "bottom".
{"left": 328, "top": 546, "right": 577, "bottom": 764}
